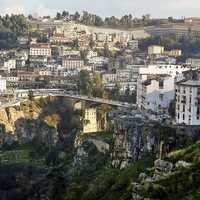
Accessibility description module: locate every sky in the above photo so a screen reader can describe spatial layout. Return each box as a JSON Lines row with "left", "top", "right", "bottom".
{"left": 0, "top": 0, "right": 200, "bottom": 18}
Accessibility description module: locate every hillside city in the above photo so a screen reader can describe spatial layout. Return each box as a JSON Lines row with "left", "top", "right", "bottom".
{"left": 0, "top": 10, "right": 199, "bottom": 200}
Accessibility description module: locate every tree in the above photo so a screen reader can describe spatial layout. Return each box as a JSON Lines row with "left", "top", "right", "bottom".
{"left": 62, "top": 11, "right": 68, "bottom": 18}
{"left": 74, "top": 12, "right": 80, "bottom": 21}
{"left": 168, "top": 17, "right": 174, "bottom": 23}
{"left": 28, "top": 14, "right": 33, "bottom": 20}
{"left": 103, "top": 43, "right": 112, "bottom": 58}
{"left": 78, "top": 70, "right": 92, "bottom": 96}
{"left": 56, "top": 12, "right": 62, "bottom": 20}
{"left": 112, "top": 82, "right": 120, "bottom": 100}
{"left": 92, "top": 73, "right": 104, "bottom": 98}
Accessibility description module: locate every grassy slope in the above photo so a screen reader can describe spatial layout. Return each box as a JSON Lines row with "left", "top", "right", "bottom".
{"left": 142, "top": 141, "right": 200, "bottom": 200}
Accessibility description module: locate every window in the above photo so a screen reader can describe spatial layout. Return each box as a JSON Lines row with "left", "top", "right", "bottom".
{"left": 159, "top": 80, "right": 164, "bottom": 89}
{"left": 182, "top": 96, "right": 186, "bottom": 104}
{"left": 183, "top": 87, "right": 186, "bottom": 94}
{"left": 159, "top": 94, "right": 164, "bottom": 101}
{"left": 197, "top": 87, "right": 200, "bottom": 95}
{"left": 183, "top": 105, "right": 185, "bottom": 112}
{"left": 197, "top": 108, "right": 200, "bottom": 115}
{"left": 183, "top": 114, "right": 185, "bottom": 121}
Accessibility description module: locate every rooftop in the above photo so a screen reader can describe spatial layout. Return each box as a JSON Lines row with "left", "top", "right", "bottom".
{"left": 31, "top": 43, "right": 51, "bottom": 49}
{"left": 179, "top": 80, "right": 200, "bottom": 86}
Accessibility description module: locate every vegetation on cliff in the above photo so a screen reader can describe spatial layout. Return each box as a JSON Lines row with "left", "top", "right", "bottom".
{"left": 140, "top": 141, "right": 200, "bottom": 200}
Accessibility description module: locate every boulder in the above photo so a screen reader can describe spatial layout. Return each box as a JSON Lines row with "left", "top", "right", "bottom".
{"left": 154, "top": 159, "right": 173, "bottom": 173}
{"left": 175, "top": 161, "right": 192, "bottom": 169}
{"left": 138, "top": 172, "right": 147, "bottom": 181}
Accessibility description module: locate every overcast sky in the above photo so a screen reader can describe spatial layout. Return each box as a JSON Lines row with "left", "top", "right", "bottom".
{"left": 0, "top": 0, "right": 199, "bottom": 18}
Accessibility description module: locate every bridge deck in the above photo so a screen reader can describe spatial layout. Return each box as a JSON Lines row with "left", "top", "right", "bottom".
{"left": 0, "top": 89, "right": 137, "bottom": 109}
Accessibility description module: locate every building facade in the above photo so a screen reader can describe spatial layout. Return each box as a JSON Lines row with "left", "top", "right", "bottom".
{"left": 137, "top": 75, "right": 175, "bottom": 113}
{"left": 175, "top": 70, "right": 200, "bottom": 125}
{"left": 30, "top": 43, "right": 51, "bottom": 57}
{"left": 62, "top": 57, "right": 84, "bottom": 70}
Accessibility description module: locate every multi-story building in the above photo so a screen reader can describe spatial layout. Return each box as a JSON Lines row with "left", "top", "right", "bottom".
{"left": 137, "top": 64, "right": 190, "bottom": 113}
{"left": 137, "top": 74, "right": 175, "bottom": 113}
{"left": 82, "top": 107, "right": 107, "bottom": 134}
{"left": 148, "top": 45, "right": 164, "bottom": 55}
{"left": 59, "top": 47, "right": 80, "bottom": 57}
{"left": 96, "top": 33, "right": 107, "bottom": 42}
{"left": 139, "top": 64, "right": 190, "bottom": 78}
{"left": 30, "top": 43, "right": 51, "bottom": 57}
{"left": 102, "top": 73, "right": 117, "bottom": 85}
{"left": 4, "top": 59, "right": 16, "bottom": 72}
{"left": 83, "top": 108, "right": 98, "bottom": 134}
{"left": 0, "top": 77, "right": 7, "bottom": 92}
{"left": 62, "top": 57, "right": 84, "bottom": 70}
{"left": 128, "top": 40, "right": 139, "bottom": 50}
{"left": 186, "top": 58, "right": 200, "bottom": 68}
{"left": 87, "top": 50, "right": 98, "bottom": 60}
{"left": 175, "top": 69, "right": 200, "bottom": 125}
{"left": 50, "top": 33, "right": 71, "bottom": 44}
{"left": 167, "top": 49, "right": 182, "bottom": 57}
{"left": 88, "top": 56, "right": 109, "bottom": 68}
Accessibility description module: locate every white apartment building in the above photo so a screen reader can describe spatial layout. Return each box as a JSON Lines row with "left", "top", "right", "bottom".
{"left": 128, "top": 40, "right": 139, "bottom": 50}
{"left": 62, "top": 58, "right": 84, "bottom": 70}
{"left": 96, "top": 33, "right": 107, "bottom": 42}
{"left": 137, "top": 64, "right": 190, "bottom": 113}
{"left": 186, "top": 58, "right": 200, "bottom": 68}
{"left": 88, "top": 56, "right": 109, "bottom": 66}
{"left": 5, "top": 76, "right": 19, "bottom": 82}
{"left": 3, "top": 59, "right": 16, "bottom": 72}
{"left": 0, "top": 77, "right": 7, "bottom": 92}
{"left": 59, "top": 46, "right": 81, "bottom": 57}
{"left": 102, "top": 73, "right": 117, "bottom": 85}
{"left": 137, "top": 75, "right": 175, "bottom": 113}
{"left": 175, "top": 69, "right": 200, "bottom": 125}
{"left": 30, "top": 43, "right": 51, "bottom": 57}
{"left": 87, "top": 50, "right": 98, "bottom": 60}
{"left": 116, "top": 69, "right": 133, "bottom": 82}
{"left": 119, "top": 82, "right": 136, "bottom": 94}
{"left": 139, "top": 64, "right": 190, "bottom": 78}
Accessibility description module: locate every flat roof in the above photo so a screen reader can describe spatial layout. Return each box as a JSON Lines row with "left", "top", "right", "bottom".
{"left": 179, "top": 80, "right": 200, "bottom": 86}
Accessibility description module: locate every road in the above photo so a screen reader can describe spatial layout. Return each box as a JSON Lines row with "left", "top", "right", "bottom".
{"left": 0, "top": 89, "right": 137, "bottom": 109}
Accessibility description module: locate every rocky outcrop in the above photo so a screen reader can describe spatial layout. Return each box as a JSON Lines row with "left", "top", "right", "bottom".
{"left": 0, "top": 100, "right": 60, "bottom": 147}
{"left": 112, "top": 116, "right": 157, "bottom": 169}
{"left": 0, "top": 100, "right": 42, "bottom": 134}
{"left": 131, "top": 159, "right": 193, "bottom": 200}
{"left": 111, "top": 113, "right": 200, "bottom": 169}
{"left": 88, "top": 138, "right": 109, "bottom": 153}
{"left": 0, "top": 107, "right": 25, "bottom": 133}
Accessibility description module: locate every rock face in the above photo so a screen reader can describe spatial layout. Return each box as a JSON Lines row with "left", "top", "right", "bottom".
{"left": 88, "top": 138, "right": 109, "bottom": 153}
{"left": 111, "top": 113, "right": 200, "bottom": 169}
{"left": 0, "top": 107, "right": 25, "bottom": 133}
{"left": 175, "top": 160, "right": 192, "bottom": 169}
{"left": 112, "top": 116, "right": 157, "bottom": 169}
{"left": 0, "top": 99, "right": 61, "bottom": 146}
{"left": 154, "top": 159, "right": 173, "bottom": 173}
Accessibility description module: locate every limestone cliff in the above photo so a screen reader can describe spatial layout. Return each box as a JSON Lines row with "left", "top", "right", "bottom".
{"left": 112, "top": 114, "right": 200, "bottom": 169}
